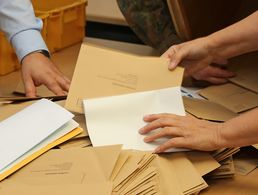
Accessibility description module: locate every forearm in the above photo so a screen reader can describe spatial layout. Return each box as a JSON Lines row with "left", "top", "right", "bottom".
{"left": 207, "top": 11, "right": 258, "bottom": 61}
{"left": 0, "top": 0, "right": 48, "bottom": 61}
{"left": 218, "top": 108, "right": 258, "bottom": 148}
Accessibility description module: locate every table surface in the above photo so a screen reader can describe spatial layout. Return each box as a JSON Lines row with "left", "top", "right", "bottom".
{"left": 1, "top": 38, "right": 258, "bottom": 195}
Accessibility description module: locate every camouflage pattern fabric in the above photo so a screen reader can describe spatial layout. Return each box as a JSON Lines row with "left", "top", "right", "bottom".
{"left": 117, "top": 0, "right": 181, "bottom": 54}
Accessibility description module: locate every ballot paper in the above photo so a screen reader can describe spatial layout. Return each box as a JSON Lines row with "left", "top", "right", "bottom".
{"left": 0, "top": 99, "right": 80, "bottom": 181}
{"left": 83, "top": 87, "right": 185, "bottom": 152}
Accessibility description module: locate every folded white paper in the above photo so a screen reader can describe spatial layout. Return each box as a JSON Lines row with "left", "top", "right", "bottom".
{"left": 83, "top": 87, "right": 185, "bottom": 152}
{"left": 0, "top": 99, "right": 75, "bottom": 172}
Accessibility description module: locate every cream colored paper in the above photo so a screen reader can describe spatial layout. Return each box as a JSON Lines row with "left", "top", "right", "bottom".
{"left": 83, "top": 87, "right": 185, "bottom": 152}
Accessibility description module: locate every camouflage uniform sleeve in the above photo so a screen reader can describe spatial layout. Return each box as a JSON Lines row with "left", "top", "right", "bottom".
{"left": 117, "top": 0, "right": 181, "bottom": 54}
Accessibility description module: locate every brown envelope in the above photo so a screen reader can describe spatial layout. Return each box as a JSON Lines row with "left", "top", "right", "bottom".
{"left": 227, "top": 51, "right": 258, "bottom": 93}
{"left": 0, "top": 181, "right": 112, "bottom": 195}
{"left": 65, "top": 44, "right": 184, "bottom": 113}
{"left": 58, "top": 137, "right": 91, "bottom": 149}
{"left": 183, "top": 96, "right": 238, "bottom": 122}
{"left": 160, "top": 153, "right": 208, "bottom": 194}
{"left": 199, "top": 83, "right": 258, "bottom": 113}
{"left": 208, "top": 156, "right": 235, "bottom": 179}
{"left": 233, "top": 148, "right": 258, "bottom": 176}
{"left": 110, "top": 150, "right": 131, "bottom": 181}
{"left": 186, "top": 151, "right": 221, "bottom": 176}
{"left": 7, "top": 145, "right": 122, "bottom": 184}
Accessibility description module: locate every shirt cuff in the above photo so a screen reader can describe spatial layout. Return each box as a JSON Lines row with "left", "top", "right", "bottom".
{"left": 11, "top": 29, "right": 49, "bottom": 62}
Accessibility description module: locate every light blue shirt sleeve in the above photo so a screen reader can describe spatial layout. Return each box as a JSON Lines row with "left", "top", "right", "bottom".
{"left": 0, "top": 0, "right": 49, "bottom": 62}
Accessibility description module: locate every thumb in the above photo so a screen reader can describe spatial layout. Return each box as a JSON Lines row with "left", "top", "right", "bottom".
{"left": 163, "top": 46, "right": 188, "bottom": 70}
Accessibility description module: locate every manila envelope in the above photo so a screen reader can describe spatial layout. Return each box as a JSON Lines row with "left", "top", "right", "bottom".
{"left": 0, "top": 146, "right": 122, "bottom": 194}
{"left": 154, "top": 153, "right": 208, "bottom": 195}
{"left": 183, "top": 96, "right": 238, "bottom": 122}
{"left": 227, "top": 51, "right": 258, "bottom": 93}
{"left": 199, "top": 83, "right": 258, "bottom": 113}
{"left": 65, "top": 44, "right": 184, "bottom": 113}
{"left": 0, "top": 181, "right": 112, "bottom": 195}
{"left": 185, "top": 151, "right": 221, "bottom": 176}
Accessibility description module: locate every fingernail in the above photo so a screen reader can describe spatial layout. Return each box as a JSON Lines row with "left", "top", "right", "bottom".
{"left": 143, "top": 114, "right": 151, "bottom": 121}
{"left": 138, "top": 128, "right": 144, "bottom": 134}
{"left": 169, "top": 62, "right": 176, "bottom": 70}
{"left": 144, "top": 137, "right": 150, "bottom": 142}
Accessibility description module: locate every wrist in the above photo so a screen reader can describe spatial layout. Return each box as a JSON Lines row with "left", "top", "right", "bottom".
{"left": 21, "top": 50, "right": 50, "bottom": 65}
{"left": 216, "top": 121, "right": 237, "bottom": 149}
{"left": 205, "top": 35, "right": 222, "bottom": 63}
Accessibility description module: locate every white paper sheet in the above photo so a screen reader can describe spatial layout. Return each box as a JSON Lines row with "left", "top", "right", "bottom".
{"left": 0, "top": 99, "right": 74, "bottom": 172}
{"left": 84, "top": 87, "right": 186, "bottom": 152}
{"left": 0, "top": 120, "right": 79, "bottom": 174}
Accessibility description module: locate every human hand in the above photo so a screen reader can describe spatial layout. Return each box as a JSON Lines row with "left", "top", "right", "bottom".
{"left": 139, "top": 113, "right": 223, "bottom": 153}
{"left": 162, "top": 37, "right": 227, "bottom": 74}
{"left": 21, "top": 52, "right": 70, "bottom": 97}
{"left": 191, "top": 65, "right": 235, "bottom": 85}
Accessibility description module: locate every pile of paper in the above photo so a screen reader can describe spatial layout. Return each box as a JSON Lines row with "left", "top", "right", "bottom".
{"left": 233, "top": 147, "right": 258, "bottom": 176}
{"left": 0, "top": 99, "right": 82, "bottom": 181}
{"left": 208, "top": 156, "right": 235, "bottom": 179}
{"left": 111, "top": 151, "right": 214, "bottom": 195}
{"left": 0, "top": 100, "right": 91, "bottom": 150}
{"left": 204, "top": 148, "right": 240, "bottom": 179}
{"left": 0, "top": 145, "right": 220, "bottom": 195}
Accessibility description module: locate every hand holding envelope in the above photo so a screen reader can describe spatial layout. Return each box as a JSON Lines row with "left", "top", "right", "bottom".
{"left": 66, "top": 44, "right": 187, "bottom": 152}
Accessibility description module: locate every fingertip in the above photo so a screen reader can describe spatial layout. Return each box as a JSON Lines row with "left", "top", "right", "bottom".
{"left": 138, "top": 128, "right": 143, "bottom": 134}
{"left": 168, "top": 61, "right": 177, "bottom": 70}
{"left": 143, "top": 114, "right": 151, "bottom": 121}
{"left": 26, "top": 92, "right": 36, "bottom": 98}
{"left": 154, "top": 147, "right": 162, "bottom": 154}
{"left": 138, "top": 127, "right": 146, "bottom": 135}
{"left": 143, "top": 136, "right": 151, "bottom": 143}
{"left": 24, "top": 83, "right": 36, "bottom": 98}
